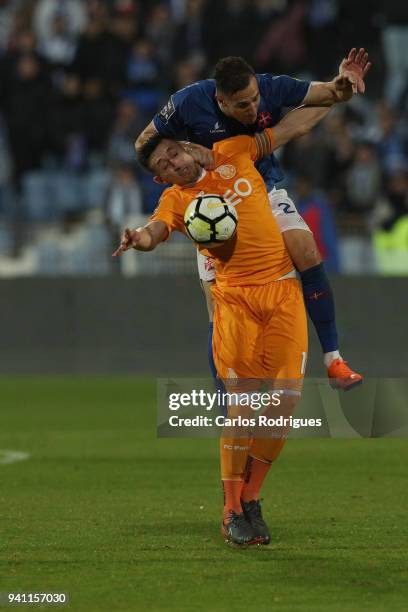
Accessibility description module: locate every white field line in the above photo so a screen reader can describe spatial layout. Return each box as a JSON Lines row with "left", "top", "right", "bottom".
{"left": 0, "top": 450, "right": 31, "bottom": 465}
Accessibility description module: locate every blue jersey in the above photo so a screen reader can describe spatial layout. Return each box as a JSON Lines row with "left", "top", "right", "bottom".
{"left": 153, "top": 74, "right": 311, "bottom": 191}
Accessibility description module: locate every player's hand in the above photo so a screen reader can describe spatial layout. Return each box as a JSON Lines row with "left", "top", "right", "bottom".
{"left": 112, "top": 228, "right": 140, "bottom": 256}
{"left": 337, "top": 47, "right": 371, "bottom": 94}
{"left": 182, "top": 142, "right": 215, "bottom": 170}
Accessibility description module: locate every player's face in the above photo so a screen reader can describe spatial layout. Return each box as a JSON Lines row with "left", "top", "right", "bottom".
{"left": 217, "top": 76, "right": 261, "bottom": 125}
{"left": 150, "top": 140, "right": 201, "bottom": 185}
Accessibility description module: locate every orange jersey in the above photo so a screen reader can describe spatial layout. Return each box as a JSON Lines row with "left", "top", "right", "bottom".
{"left": 150, "top": 133, "right": 293, "bottom": 287}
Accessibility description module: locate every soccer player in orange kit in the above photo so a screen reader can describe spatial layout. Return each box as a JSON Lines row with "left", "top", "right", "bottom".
{"left": 113, "top": 104, "right": 332, "bottom": 546}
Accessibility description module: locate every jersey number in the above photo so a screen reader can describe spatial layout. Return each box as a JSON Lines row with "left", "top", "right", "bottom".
{"left": 278, "top": 202, "right": 295, "bottom": 214}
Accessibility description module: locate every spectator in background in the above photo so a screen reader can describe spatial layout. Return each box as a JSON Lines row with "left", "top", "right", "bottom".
{"left": 108, "top": 98, "right": 144, "bottom": 168}
{"left": 5, "top": 26, "right": 36, "bottom": 55}
{"left": 126, "top": 39, "right": 159, "bottom": 90}
{"left": 145, "top": 3, "right": 173, "bottom": 70}
{"left": 322, "top": 111, "right": 354, "bottom": 209}
{"left": 0, "top": 0, "right": 20, "bottom": 53}
{"left": 33, "top": 0, "right": 86, "bottom": 46}
{"left": 71, "top": 2, "right": 110, "bottom": 80}
{"left": 171, "top": 58, "right": 201, "bottom": 91}
{"left": 295, "top": 173, "right": 340, "bottom": 273}
{"left": 203, "top": 0, "right": 255, "bottom": 66}
{"left": 37, "top": 13, "right": 77, "bottom": 77}
{"left": 0, "top": 112, "right": 12, "bottom": 215}
{"left": 82, "top": 77, "right": 115, "bottom": 165}
{"left": 2, "top": 52, "right": 51, "bottom": 184}
{"left": 254, "top": 0, "right": 308, "bottom": 74}
{"left": 48, "top": 72, "right": 85, "bottom": 169}
{"left": 381, "top": 171, "right": 408, "bottom": 231}
{"left": 373, "top": 170, "right": 408, "bottom": 274}
{"left": 249, "top": 0, "right": 290, "bottom": 62}
{"left": 172, "top": 0, "right": 207, "bottom": 70}
{"left": 108, "top": 1, "right": 139, "bottom": 90}
{"left": 72, "top": 0, "right": 130, "bottom": 91}
{"left": 305, "top": 0, "right": 340, "bottom": 80}
{"left": 0, "top": 28, "right": 37, "bottom": 106}
{"left": 104, "top": 162, "right": 143, "bottom": 253}
{"left": 282, "top": 127, "right": 333, "bottom": 190}
{"left": 375, "top": 103, "right": 407, "bottom": 176}
{"left": 381, "top": 1, "right": 408, "bottom": 108}
{"left": 4, "top": 0, "right": 36, "bottom": 52}
{"left": 346, "top": 142, "right": 382, "bottom": 215}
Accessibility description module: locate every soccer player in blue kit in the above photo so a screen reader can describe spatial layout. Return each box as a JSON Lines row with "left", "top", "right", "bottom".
{"left": 136, "top": 49, "right": 371, "bottom": 389}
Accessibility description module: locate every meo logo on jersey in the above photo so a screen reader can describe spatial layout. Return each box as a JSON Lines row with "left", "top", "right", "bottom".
{"left": 199, "top": 176, "right": 253, "bottom": 207}
{"left": 223, "top": 178, "right": 253, "bottom": 206}
{"left": 215, "top": 164, "right": 236, "bottom": 180}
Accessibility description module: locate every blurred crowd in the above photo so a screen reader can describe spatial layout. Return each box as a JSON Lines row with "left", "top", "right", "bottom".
{"left": 0, "top": 0, "right": 407, "bottom": 275}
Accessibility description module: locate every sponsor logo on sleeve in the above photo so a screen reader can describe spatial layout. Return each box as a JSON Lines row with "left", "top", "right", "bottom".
{"left": 159, "top": 97, "right": 176, "bottom": 124}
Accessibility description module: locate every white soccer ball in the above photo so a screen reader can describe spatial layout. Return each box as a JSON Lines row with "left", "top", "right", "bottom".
{"left": 184, "top": 194, "right": 238, "bottom": 245}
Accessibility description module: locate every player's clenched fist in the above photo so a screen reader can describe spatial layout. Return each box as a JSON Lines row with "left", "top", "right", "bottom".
{"left": 112, "top": 228, "right": 141, "bottom": 256}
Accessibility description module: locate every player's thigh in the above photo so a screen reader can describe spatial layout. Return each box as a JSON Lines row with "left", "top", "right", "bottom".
{"left": 200, "top": 279, "right": 214, "bottom": 321}
{"left": 268, "top": 189, "right": 322, "bottom": 270}
{"left": 212, "top": 288, "right": 264, "bottom": 380}
{"left": 197, "top": 250, "right": 216, "bottom": 321}
{"left": 269, "top": 188, "right": 312, "bottom": 234}
{"left": 282, "top": 229, "right": 322, "bottom": 272}
{"left": 263, "top": 279, "right": 308, "bottom": 390}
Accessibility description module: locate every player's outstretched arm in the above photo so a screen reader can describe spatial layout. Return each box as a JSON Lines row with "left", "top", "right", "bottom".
{"left": 303, "top": 47, "right": 371, "bottom": 105}
{"left": 253, "top": 104, "right": 332, "bottom": 157}
{"left": 112, "top": 221, "right": 168, "bottom": 256}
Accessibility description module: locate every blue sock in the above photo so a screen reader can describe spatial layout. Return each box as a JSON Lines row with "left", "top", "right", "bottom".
{"left": 300, "top": 263, "right": 339, "bottom": 354}
{"left": 208, "top": 322, "right": 227, "bottom": 416}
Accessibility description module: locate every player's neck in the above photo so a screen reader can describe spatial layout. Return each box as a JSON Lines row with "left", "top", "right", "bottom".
{"left": 182, "top": 167, "right": 206, "bottom": 187}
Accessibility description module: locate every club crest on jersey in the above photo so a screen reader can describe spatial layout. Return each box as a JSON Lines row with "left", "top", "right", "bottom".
{"left": 215, "top": 164, "right": 236, "bottom": 180}
{"left": 257, "top": 112, "right": 272, "bottom": 129}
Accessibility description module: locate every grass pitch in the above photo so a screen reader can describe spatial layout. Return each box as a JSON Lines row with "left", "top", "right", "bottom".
{"left": 0, "top": 377, "right": 407, "bottom": 611}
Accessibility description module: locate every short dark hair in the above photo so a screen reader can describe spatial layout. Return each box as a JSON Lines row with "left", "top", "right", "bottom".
{"left": 137, "top": 133, "right": 167, "bottom": 172}
{"left": 214, "top": 56, "right": 256, "bottom": 96}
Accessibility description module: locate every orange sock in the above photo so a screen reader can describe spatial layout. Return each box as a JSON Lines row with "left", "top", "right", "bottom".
{"left": 240, "top": 436, "right": 287, "bottom": 501}
{"left": 220, "top": 436, "right": 250, "bottom": 515}
{"left": 222, "top": 480, "right": 243, "bottom": 517}
{"left": 241, "top": 455, "right": 271, "bottom": 502}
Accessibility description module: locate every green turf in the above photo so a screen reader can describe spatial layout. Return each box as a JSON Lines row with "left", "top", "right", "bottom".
{"left": 0, "top": 377, "right": 407, "bottom": 611}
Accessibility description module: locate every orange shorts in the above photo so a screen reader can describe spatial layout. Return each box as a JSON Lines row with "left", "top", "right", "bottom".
{"left": 212, "top": 278, "right": 308, "bottom": 390}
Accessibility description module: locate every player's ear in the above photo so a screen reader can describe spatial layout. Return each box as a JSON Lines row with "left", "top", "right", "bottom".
{"left": 153, "top": 175, "right": 166, "bottom": 184}
{"left": 216, "top": 92, "right": 228, "bottom": 109}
